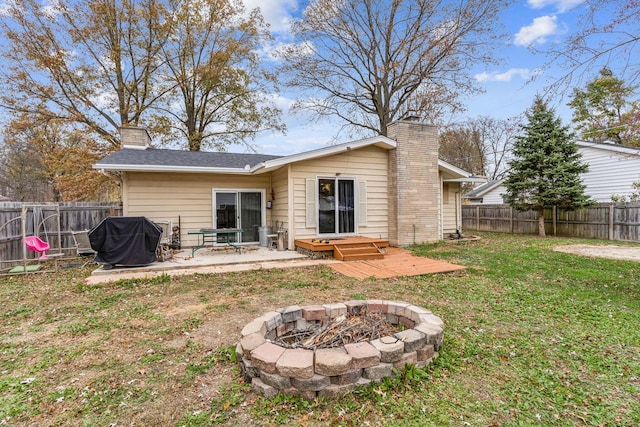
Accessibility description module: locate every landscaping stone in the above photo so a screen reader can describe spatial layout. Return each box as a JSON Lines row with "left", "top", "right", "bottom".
{"left": 251, "top": 342, "right": 286, "bottom": 374}
{"left": 239, "top": 300, "right": 443, "bottom": 398}
{"left": 251, "top": 377, "right": 278, "bottom": 399}
{"left": 301, "top": 305, "right": 327, "bottom": 321}
{"left": 291, "top": 374, "right": 331, "bottom": 391}
{"left": 344, "top": 342, "right": 381, "bottom": 369}
{"left": 317, "top": 383, "right": 357, "bottom": 398}
{"left": 366, "top": 299, "right": 388, "bottom": 313}
{"left": 277, "top": 305, "right": 302, "bottom": 323}
{"left": 282, "top": 387, "right": 317, "bottom": 400}
{"left": 405, "top": 305, "right": 433, "bottom": 322}
{"left": 394, "top": 329, "right": 427, "bottom": 352}
{"left": 276, "top": 348, "right": 315, "bottom": 379}
{"left": 399, "top": 316, "right": 416, "bottom": 329}
{"left": 344, "top": 300, "right": 367, "bottom": 314}
{"left": 240, "top": 320, "right": 266, "bottom": 337}
{"left": 240, "top": 332, "right": 266, "bottom": 357}
{"left": 330, "top": 368, "right": 363, "bottom": 385}
{"left": 315, "top": 348, "right": 353, "bottom": 376}
{"left": 258, "top": 311, "right": 283, "bottom": 331}
{"left": 393, "top": 351, "right": 417, "bottom": 369}
{"left": 260, "top": 371, "right": 291, "bottom": 390}
{"left": 385, "top": 313, "right": 399, "bottom": 324}
{"left": 386, "top": 301, "right": 411, "bottom": 316}
{"left": 414, "top": 323, "right": 444, "bottom": 350}
{"left": 363, "top": 362, "right": 394, "bottom": 381}
{"left": 370, "top": 336, "right": 404, "bottom": 363}
{"left": 416, "top": 344, "right": 435, "bottom": 361}
{"left": 239, "top": 358, "right": 260, "bottom": 383}
{"left": 417, "top": 313, "right": 444, "bottom": 327}
{"left": 323, "top": 303, "right": 347, "bottom": 319}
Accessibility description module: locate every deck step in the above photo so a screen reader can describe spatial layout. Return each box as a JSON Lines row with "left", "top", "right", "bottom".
{"left": 334, "top": 243, "right": 384, "bottom": 261}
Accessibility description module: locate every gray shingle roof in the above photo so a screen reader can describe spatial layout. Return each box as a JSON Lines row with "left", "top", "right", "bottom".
{"left": 464, "top": 180, "right": 502, "bottom": 198}
{"left": 96, "top": 148, "right": 282, "bottom": 169}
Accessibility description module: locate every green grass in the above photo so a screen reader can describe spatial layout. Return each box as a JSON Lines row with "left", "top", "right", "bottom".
{"left": 1, "top": 233, "right": 639, "bottom": 426}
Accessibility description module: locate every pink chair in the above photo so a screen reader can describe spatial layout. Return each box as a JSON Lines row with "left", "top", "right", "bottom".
{"left": 24, "top": 236, "right": 51, "bottom": 260}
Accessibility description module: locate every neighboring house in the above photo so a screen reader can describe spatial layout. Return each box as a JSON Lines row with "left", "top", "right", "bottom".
{"left": 94, "top": 119, "right": 479, "bottom": 249}
{"left": 463, "top": 180, "right": 505, "bottom": 204}
{"left": 463, "top": 140, "right": 640, "bottom": 204}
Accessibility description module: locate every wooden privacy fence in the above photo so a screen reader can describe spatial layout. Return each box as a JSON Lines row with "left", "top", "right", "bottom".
{"left": 462, "top": 203, "right": 640, "bottom": 242}
{"left": 0, "top": 202, "right": 122, "bottom": 269}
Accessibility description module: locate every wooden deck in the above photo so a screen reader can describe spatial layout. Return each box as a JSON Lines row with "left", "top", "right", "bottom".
{"left": 294, "top": 236, "right": 389, "bottom": 252}
{"left": 329, "top": 247, "right": 466, "bottom": 280}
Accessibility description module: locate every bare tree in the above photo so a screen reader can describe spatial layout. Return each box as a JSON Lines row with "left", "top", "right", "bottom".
{"left": 539, "top": 1, "right": 640, "bottom": 93}
{"left": 440, "top": 116, "right": 519, "bottom": 180}
{"left": 277, "top": 0, "right": 512, "bottom": 137}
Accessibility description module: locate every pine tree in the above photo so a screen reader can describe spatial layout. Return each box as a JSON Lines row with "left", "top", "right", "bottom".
{"left": 503, "top": 97, "right": 593, "bottom": 237}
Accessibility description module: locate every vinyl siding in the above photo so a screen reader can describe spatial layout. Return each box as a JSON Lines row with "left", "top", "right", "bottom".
{"left": 442, "top": 182, "right": 462, "bottom": 235}
{"left": 289, "top": 145, "right": 389, "bottom": 241}
{"left": 579, "top": 145, "right": 640, "bottom": 202}
{"left": 473, "top": 145, "right": 640, "bottom": 204}
{"left": 123, "top": 171, "right": 269, "bottom": 247}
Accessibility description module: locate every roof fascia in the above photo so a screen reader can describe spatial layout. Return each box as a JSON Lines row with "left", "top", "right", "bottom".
{"left": 253, "top": 136, "right": 397, "bottom": 172}
{"left": 473, "top": 180, "right": 504, "bottom": 196}
{"left": 577, "top": 140, "right": 640, "bottom": 156}
{"left": 93, "top": 163, "right": 251, "bottom": 174}
{"left": 438, "top": 159, "right": 474, "bottom": 178}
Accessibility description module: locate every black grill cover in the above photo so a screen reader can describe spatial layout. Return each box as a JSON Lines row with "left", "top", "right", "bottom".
{"left": 89, "top": 216, "right": 162, "bottom": 267}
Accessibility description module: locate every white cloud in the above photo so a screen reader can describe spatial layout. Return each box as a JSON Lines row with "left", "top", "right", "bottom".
{"left": 514, "top": 15, "right": 559, "bottom": 46}
{"left": 474, "top": 68, "right": 532, "bottom": 83}
{"left": 242, "top": 0, "right": 298, "bottom": 33}
{"left": 527, "top": 0, "right": 584, "bottom": 13}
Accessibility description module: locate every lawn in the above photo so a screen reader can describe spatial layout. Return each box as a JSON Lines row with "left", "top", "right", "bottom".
{"left": 1, "top": 232, "right": 639, "bottom": 426}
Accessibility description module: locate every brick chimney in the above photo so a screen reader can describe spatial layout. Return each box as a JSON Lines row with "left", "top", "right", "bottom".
{"left": 387, "top": 119, "right": 440, "bottom": 246}
{"left": 120, "top": 126, "right": 151, "bottom": 149}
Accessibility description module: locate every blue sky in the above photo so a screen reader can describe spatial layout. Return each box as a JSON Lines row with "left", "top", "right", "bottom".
{"left": 234, "top": 0, "right": 598, "bottom": 155}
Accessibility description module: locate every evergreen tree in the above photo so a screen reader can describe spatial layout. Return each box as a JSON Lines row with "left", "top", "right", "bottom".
{"left": 503, "top": 97, "right": 593, "bottom": 237}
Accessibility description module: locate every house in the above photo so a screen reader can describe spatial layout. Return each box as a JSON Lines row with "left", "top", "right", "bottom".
{"left": 94, "top": 119, "right": 479, "bottom": 249}
{"left": 463, "top": 180, "right": 505, "bottom": 204}
{"left": 463, "top": 140, "right": 640, "bottom": 204}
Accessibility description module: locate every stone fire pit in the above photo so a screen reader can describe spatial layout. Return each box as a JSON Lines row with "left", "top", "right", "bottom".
{"left": 236, "top": 300, "right": 444, "bottom": 399}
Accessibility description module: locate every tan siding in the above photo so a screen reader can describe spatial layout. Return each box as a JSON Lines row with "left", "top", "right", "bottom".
{"left": 270, "top": 166, "right": 288, "bottom": 228}
{"left": 124, "top": 172, "right": 269, "bottom": 247}
{"left": 289, "top": 145, "right": 389, "bottom": 241}
{"left": 442, "top": 182, "right": 461, "bottom": 235}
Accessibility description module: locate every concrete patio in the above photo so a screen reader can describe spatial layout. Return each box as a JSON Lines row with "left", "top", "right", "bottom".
{"left": 86, "top": 244, "right": 467, "bottom": 284}
{"left": 86, "top": 246, "right": 336, "bottom": 284}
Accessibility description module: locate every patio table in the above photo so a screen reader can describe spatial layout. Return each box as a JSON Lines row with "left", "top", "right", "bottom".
{"left": 187, "top": 228, "right": 244, "bottom": 257}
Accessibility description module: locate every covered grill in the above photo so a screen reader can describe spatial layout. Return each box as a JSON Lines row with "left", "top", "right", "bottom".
{"left": 89, "top": 217, "right": 162, "bottom": 268}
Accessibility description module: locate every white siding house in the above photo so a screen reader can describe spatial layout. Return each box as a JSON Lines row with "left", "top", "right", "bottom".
{"left": 463, "top": 141, "right": 640, "bottom": 204}
{"left": 577, "top": 141, "right": 640, "bottom": 201}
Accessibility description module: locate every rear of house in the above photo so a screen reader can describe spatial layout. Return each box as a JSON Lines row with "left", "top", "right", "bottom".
{"left": 95, "top": 120, "right": 478, "bottom": 249}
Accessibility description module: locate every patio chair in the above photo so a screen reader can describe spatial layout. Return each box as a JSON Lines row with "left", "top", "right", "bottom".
{"left": 71, "top": 230, "right": 96, "bottom": 257}
{"left": 154, "top": 220, "right": 172, "bottom": 261}
{"left": 267, "top": 221, "right": 286, "bottom": 250}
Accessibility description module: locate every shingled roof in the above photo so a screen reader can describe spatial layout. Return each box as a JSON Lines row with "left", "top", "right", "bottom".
{"left": 96, "top": 148, "right": 282, "bottom": 170}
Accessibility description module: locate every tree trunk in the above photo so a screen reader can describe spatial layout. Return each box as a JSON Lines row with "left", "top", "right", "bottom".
{"left": 538, "top": 207, "right": 546, "bottom": 237}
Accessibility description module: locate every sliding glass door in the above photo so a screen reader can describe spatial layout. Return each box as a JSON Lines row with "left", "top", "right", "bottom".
{"left": 213, "top": 190, "right": 264, "bottom": 243}
{"left": 318, "top": 178, "right": 355, "bottom": 235}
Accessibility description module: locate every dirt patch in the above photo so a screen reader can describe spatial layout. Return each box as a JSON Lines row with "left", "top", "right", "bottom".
{"left": 553, "top": 244, "right": 640, "bottom": 261}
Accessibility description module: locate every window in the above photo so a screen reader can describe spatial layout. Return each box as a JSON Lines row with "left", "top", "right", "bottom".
{"left": 318, "top": 178, "right": 355, "bottom": 235}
